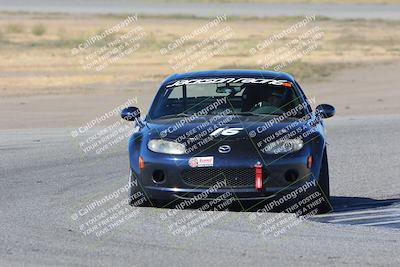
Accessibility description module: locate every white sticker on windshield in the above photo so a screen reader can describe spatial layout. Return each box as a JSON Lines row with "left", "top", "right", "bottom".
{"left": 166, "top": 78, "right": 290, "bottom": 88}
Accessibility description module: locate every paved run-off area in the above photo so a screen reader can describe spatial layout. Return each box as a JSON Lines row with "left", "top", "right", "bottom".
{"left": 1, "top": 114, "right": 400, "bottom": 266}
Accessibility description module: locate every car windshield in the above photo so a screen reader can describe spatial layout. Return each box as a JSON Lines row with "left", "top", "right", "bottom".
{"left": 148, "top": 78, "right": 307, "bottom": 119}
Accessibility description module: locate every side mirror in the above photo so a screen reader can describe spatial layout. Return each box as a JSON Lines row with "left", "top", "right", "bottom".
{"left": 121, "top": 106, "right": 140, "bottom": 121}
{"left": 316, "top": 104, "right": 335, "bottom": 119}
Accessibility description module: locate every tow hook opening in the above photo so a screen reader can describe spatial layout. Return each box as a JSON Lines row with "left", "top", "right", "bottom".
{"left": 285, "top": 169, "right": 299, "bottom": 182}
{"left": 152, "top": 169, "right": 166, "bottom": 183}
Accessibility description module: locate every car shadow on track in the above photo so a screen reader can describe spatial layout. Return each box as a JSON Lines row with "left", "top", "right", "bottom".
{"left": 151, "top": 196, "right": 400, "bottom": 214}
{"left": 329, "top": 196, "right": 400, "bottom": 213}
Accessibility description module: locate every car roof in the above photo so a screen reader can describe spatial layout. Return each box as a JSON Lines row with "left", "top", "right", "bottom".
{"left": 162, "top": 69, "right": 295, "bottom": 85}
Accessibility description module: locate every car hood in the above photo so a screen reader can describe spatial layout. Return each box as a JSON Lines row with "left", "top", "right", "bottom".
{"left": 145, "top": 115, "right": 311, "bottom": 140}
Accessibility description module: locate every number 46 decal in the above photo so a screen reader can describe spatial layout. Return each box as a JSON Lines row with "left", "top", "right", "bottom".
{"left": 210, "top": 127, "right": 244, "bottom": 137}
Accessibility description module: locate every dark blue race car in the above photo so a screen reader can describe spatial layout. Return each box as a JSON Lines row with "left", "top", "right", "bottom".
{"left": 121, "top": 70, "right": 335, "bottom": 213}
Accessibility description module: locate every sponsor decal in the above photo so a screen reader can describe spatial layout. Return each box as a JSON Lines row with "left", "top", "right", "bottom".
{"left": 188, "top": 158, "right": 198, "bottom": 167}
{"left": 166, "top": 77, "right": 291, "bottom": 88}
{"left": 210, "top": 127, "right": 244, "bottom": 137}
{"left": 188, "top": 156, "right": 214, "bottom": 168}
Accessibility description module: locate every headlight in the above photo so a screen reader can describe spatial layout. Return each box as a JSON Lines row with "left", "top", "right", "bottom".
{"left": 147, "top": 139, "right": 186, "bottom": 155}
{"left": 263, "top": 139, "right": 303, "bottom": 154}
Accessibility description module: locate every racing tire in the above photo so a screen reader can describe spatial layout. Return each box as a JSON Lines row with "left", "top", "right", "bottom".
{"left": 316, "top": 148, "right": 331, "bottom": 214}
{"left": 128, "top": 171, "right": 156, "bottom": 207}
{"left": 319, "top": 148, "right": 330, "bottom": 199}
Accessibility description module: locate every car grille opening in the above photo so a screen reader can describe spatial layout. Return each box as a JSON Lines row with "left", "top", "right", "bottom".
{"left": 181, "top": 168, "right": 267, "bottom": 188}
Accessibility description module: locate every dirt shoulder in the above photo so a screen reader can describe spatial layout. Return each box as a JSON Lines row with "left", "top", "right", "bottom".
{"left": 1, "top": 13, "right": 399, "bottom": 129}
{"left": 1, "top": 13, "right": 399, "bottom": 96}
{"left": 1, "top": 61, "right": 399, "bottom": 130}
{"left": 304, "top": 61, "right": 400, "bottom": 117}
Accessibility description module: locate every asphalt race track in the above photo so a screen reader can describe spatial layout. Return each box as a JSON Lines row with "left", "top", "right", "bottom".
{"left": 1, "top": 115, "right": 400, "bottom": 266}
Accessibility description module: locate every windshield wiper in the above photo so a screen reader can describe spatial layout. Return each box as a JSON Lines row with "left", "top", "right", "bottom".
{"left": 235, "top": 112, "right": 305, "bottom": 118}
{"left": 234, "top": 112, "right": 270, "bottom": 117}
{"left": 156, "top": 113, "right": 190, "bottom": 119}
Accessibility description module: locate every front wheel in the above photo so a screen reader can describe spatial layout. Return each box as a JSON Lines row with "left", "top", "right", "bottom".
{"left": 318, "top": 148, "right": 330, "bottom": 199}
{"left": 316, "top": 148, "right": 331, "bottom": 214}
{"left": 128, "top": 170, "right": 155, "bottom": 207}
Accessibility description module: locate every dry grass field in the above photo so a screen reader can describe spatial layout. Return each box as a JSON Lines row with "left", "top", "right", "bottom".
{"left": 0, "top": 12, "right": 399, "bottom": 97}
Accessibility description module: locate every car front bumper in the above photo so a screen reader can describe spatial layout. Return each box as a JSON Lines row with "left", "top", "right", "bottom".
{"left": 131, "top": 149, "right": 320, "bottom": 202}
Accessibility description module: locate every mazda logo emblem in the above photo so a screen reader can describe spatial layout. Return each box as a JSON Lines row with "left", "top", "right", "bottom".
{"left": 218, "top": 145, "right": 231, "bottom": 153}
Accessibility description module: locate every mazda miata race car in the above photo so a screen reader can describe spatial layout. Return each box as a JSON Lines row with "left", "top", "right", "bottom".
{"left": 121, "top": 70, "right": 335, "bottom": 213}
